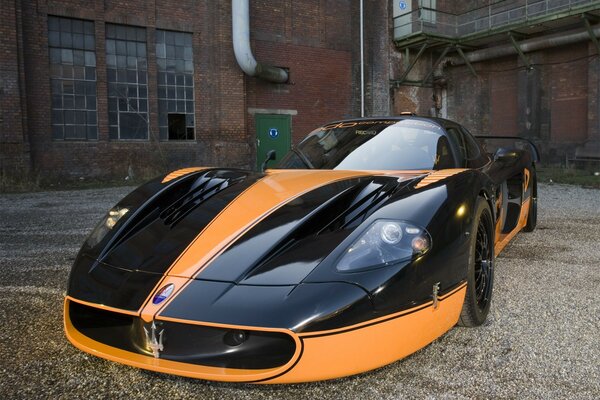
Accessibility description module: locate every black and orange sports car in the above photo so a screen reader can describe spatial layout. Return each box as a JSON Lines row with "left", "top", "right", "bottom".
{"left": 64, "top": 116, "right": 538, "bottom": 383}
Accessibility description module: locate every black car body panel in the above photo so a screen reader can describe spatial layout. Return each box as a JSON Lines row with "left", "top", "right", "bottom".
{"left": 64, "top": 116, "right": 538, "bottom": 383}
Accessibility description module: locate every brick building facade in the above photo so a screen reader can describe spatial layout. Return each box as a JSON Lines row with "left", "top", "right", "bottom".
{"left": 2, "top": 1, "right": 600, "bottom": 185}
{"left": 390, "top": 0, "right": 600, "bottom": 164}
{"left": 1, "top": 0, "right": 381, "bottom": 183}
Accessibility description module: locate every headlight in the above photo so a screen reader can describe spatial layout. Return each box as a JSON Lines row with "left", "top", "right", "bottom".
{"left": 86, "top": 206, "right": 129, "bottom": 247}
{"left": 336, "top": 220, "right": 431, "bottom": 272}
{"left": 106, "top": 207, "right": 129, "bottom": 229}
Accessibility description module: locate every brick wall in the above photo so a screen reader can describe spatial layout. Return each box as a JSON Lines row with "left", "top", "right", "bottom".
{"left": 0, "top": 0, "right": 31, "bottom": 181}
{"left": 246, "top": 0, "right": 355, "bottom": 151}
{"left": 442, "top": 41, "right": 597, "bottom": 163}
{"left": 3, "top": 0, "right": 358, "bottom": 182}
{"left": 548, "top": 43, "right": 588, "bottom": 144}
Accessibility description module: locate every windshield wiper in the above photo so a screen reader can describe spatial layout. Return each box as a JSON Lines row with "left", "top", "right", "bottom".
{"left": 292, "top": 148, "right": 314, "bottom": 169}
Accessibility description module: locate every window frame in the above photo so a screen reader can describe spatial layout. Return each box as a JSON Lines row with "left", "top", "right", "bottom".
{"left": 105, "top": 23, "right": 150, "bottom": 141}
{"left": 156, "top": 29, "right": 196, "bottom": 141}
{"left": 48, "top": 15, "right": 98, "bottom": 141}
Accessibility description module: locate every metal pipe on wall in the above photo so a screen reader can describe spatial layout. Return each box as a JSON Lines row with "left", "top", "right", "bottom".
{"left": 451, "top": 24, "right": 600, "bottom": 65}
{"left": 360, "top": 0, "right": 365, "bottom": 117}
{"left": 232, "top": 0, "right": 288, "bottom": 83}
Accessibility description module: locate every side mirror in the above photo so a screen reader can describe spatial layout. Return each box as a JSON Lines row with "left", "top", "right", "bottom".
{"left": 260, "top": 150, "right": 277, "bottom": 172}
{"left": 493, "top": 147, "right": 518, "bottom": 163}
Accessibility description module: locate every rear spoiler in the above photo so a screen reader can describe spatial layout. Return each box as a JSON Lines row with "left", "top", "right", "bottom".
{"left": 475, "top": 135, "right": 540, "bottom": 163}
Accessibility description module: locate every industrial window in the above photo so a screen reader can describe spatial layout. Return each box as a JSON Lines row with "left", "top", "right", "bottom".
{"left": 106, "top": 24, "right": 149, "bottom": 140}
{"left": 156, "top": 30, "right": 195, "bottom": 140}
{"left": 419, "top": 0, "right": 437, "bottom": 23}
{"left": 48, "top": 16, "right": 97, "bottom": 140}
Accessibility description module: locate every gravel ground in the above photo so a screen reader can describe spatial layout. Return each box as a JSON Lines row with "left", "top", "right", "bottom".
{"left": 0, "top": 183, "right": 598, "bottom": 399}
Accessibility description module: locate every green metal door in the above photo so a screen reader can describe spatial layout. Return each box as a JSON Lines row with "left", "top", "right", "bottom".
{"left": 255, "top": 114, "right": 291, "bottom": 170}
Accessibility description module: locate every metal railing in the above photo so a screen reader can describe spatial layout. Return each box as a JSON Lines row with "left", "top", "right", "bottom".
{"left": 393, "top": 0, "right": 600, "bottom": 41}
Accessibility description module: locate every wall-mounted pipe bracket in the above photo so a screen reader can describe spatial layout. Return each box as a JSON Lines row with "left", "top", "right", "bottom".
{"left": 398, "top": 43, "right": 428, "bottom": 85}
{"left": 455, "top": 46, "right": 477, "bottom": 77}
{"left": 583, "top": 15, "right": 600, "bottom": 55}
{"left": 508, "top": 32, "right": 532, "bottom": 70}
{"left": 423, "top": 45, "right": 451, "bottom": 84}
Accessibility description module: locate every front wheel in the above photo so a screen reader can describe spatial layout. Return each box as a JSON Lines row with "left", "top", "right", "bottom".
{"left": 458, "top": 198, "right": 495, "bottom": 327}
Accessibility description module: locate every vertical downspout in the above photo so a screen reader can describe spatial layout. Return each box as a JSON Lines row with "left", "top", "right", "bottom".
{"left": 232, "top": 0, "right": 288, "bottom": 83}
{"left": 360, "top": 0, "right": 365, "bottom": 117}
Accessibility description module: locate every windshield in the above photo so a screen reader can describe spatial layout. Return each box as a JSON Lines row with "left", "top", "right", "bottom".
{"left": 277, "top": 119, "right": 455, "bottom": 170}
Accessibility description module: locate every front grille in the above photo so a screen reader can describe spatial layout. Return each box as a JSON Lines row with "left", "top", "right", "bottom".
{"left": 69, "top": 300, "right": 296, "bottom": 370}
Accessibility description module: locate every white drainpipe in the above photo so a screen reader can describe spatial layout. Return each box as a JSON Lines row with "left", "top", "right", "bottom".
{"left": 232, "top": 0, "right": 289, "bottom": 83}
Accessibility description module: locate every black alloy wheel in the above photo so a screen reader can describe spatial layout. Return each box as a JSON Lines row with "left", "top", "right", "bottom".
{"left": 474, "top": 214, "right": 493, "bottom": 310}
{"left": 458, "top": 197, "right": 494, "bottom": 327}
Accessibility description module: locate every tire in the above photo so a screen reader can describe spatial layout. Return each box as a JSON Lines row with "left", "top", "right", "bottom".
{"left": 458, "top": 197, "right": 494, "bottom": 327}
{"left": 523, "top": 167, "right": 537, "bottom": 232}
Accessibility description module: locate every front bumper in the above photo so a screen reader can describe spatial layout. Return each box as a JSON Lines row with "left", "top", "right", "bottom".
{"left": 64, "top": 297, "right": 302, "bottom": 383}
{"left": 64, "top": 283, "right": 466, "bottom": 383}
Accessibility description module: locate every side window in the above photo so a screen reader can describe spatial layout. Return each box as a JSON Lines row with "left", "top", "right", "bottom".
{"left": 434, "top": 136, "right": 455, "bottom": 169}
{"left": 460, "top": 127, "right": 489, "bottom": 168}
{"left": 460, "top": 127, "right": 482, "bottom": 159}
{"left": 445, "top": 127, "right": 466, "bottom": 167}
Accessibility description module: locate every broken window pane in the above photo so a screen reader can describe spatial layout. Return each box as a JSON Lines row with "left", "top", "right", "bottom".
{"left": 156, "top": 29, "right": 195, "bottom": 140}
{"left": 167, "top": 113, "right": 188, "bottom": 140}
{"left": 48, "top": 16, "right": 97, "bottom": 140}
{"left": 106, "top": 23, "right": 148, "bottom": 140}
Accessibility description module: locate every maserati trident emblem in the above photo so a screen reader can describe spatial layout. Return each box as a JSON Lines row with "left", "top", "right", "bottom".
{"left": 153, "top": 283, "right": 175, "bottom": 305}
{"left": 143, "top": 321, "right": 164, "bottom": 358}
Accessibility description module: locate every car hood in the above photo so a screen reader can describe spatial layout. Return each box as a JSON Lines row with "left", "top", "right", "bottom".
{"left": 84, "top": 169, "right": 426, "bottom": 285}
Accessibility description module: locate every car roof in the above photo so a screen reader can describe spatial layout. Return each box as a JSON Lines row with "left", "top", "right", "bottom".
{"left": 319, "top": 115, "right": 455, "bottom": 130}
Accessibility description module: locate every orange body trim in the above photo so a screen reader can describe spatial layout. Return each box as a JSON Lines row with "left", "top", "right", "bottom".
{"left": 414, "top": 168, "right": 467, "bottom": 189}
{"left": 64, "top": 298, "right": 303, "bottom": 383}
{"left": 64, "top": 284, "right": 466, "bottom": 383}
{"left": 161, "top": 167, "right": 206, "bottom": 184}
{"left": 139, "top": 170, "right": 375, "bottom": 318}
{"left": 495, "top": 196, "right": 530, "bottom": 256}
{"left": 139, "top": 169, "right": 427, "bottom": 317}
{"left": 494, "top": 168, "right": 532, "bottom": 256}
{"left": 64, "top": 296, "right": 139, "bottom": 316}
{"left": 166, "top": 170, "right": 372, "bottom": 279}
{"left": 139, "top": 276, "right": 189, "bottom": 323}
{"left": 298, "top": 283, "right": 465, "bottom": 338}
{"left": 272, "top": 285, "right": 466, "bottom": 383}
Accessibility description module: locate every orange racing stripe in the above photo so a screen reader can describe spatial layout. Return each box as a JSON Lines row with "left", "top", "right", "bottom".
{"left": 139, "top": 169, "right": 373, "bottom": 320}
{"left": 414, "top": 168, "right": 467, "bottom": 189}
{"left": 161, "top": 167, "right": 206, "bottom": 183}
{"left": 166, "top": 169, "right": 374, "bottom": 279}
